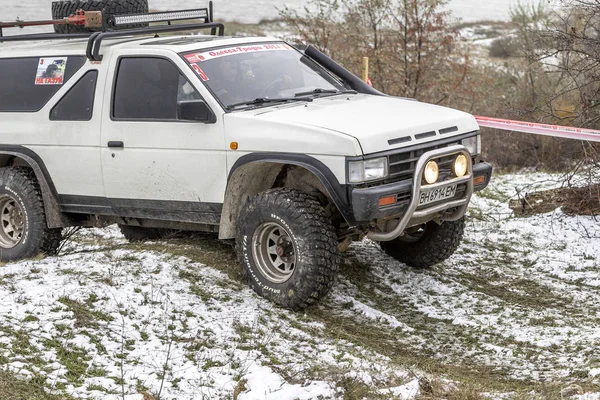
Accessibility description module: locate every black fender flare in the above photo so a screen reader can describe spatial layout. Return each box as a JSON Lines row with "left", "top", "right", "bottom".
{"left": 219, "top": 153, "right": 354, "bottom": 239}
{"left": 0, "top": 146, "right": 67, "bottom": 228}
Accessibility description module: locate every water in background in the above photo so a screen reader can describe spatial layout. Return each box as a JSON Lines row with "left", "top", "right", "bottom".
{"left": 2, "top": 0, "right": 532, "bottom": 35}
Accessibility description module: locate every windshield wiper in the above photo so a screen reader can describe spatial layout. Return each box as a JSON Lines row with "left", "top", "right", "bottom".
{"left": 294, "top": 88, "right": 357, "bottom": 97}
{"left": 226, "top": 97, "right": 313, "bottom": 110}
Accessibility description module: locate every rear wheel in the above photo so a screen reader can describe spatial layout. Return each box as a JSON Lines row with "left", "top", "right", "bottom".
{"left": 51, "top": 0, "right": 149, "bottom": 33}
{"left": 379, "top": 218, "right": 465, "bottom": 268}
{"left": 0, "top": 167, "right": 62, "bottom": 261}
{"left": 236, "top": 188, "right": 339, "bottom": 310}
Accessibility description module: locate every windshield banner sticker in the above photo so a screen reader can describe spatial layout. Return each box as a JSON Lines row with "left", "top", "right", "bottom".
{"left": 35, "top": 58, "right": 67, "bottom": 85}
{"left": 184, "top": 43, "right": 292, "bottom": 64}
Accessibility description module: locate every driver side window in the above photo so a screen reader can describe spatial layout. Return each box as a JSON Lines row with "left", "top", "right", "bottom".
{"left": 113, "top": 57, "right": 203, "bottom": 120}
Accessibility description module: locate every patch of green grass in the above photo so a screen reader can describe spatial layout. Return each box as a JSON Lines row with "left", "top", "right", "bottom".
{"left": 58, "top": 296, "right": 114, "bottom": 329}
{"left": 84, "top": 332, "right": 107, "bottom": 354}
{"left": 57, "top": 268, "right": 78, "bottom": 276}
{"left": 41, "top": 338, "right": 91, "bottom": 385}
{"left": 233, "top": 322, "right": 254, "bottom": 343}
{"left": 202, "top": 359, "right": 224, "bottom": 371}
{"left": 87, "top": 365, "right": 108, "bottom": 377}
{"left": 0, "top": 368, "right": 75, "bottom": 400}
{"left": 528, "top": 315, "right": 557, "bottom": 327}
{"left": 22, "top": 315, "right": 39, "bottom": 323}
{"left": 108, "top": 375, "right": 124, "bottom": 385}
{"left": 189, "top": 284, "right": 212, "bottom": 302}
{"left": 10, "top": 328, "right": 36, "bottom": 356}
{"left": 0, "top": 273, "right": 16, "bottom": 286}
{"left": 119, "top": 254, "right": 141, "bottom": 263}
{"left": 85, "top": 384, "right": 112, "bottom": 393}
{"left": 475, "top": 188, "right": 511, "bottom": 203}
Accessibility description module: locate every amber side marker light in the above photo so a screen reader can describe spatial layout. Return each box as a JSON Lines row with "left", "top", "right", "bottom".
{"left": 473, "top": 175, "right": 486, "bottom": 185}
{"left": 230, "top": 142, "right": 238, "bottom": 150}
{"left": 379, "top": 195, "right": 397, "bottom": 207}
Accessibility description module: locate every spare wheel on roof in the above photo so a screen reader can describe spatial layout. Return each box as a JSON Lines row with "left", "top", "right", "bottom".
{"left": 51, "top": 0, "right": 149, "bottom": 33}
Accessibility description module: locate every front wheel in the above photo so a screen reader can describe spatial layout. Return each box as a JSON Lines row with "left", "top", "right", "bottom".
{"left": 236, "top": 188, "right": 339, "bottom": 310}
{"left": 379, "top": 218, "right": 465, "bottom": 269}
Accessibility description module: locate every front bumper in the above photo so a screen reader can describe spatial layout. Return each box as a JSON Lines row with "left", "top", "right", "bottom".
{"left": 350, "top": 145, "right": 492, "bottom": 241}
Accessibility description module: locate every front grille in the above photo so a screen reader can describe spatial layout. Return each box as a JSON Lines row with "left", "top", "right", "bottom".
{"left": 388, "top": 140, "right": 461, "bottom": 181}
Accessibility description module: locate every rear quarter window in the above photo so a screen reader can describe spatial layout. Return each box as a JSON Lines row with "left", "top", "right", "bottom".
{"left": 0, "top": 56, "right": 85, "bottom": 112}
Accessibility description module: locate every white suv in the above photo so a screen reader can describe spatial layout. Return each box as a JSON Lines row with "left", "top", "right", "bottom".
{"left": 0, "top": 4, "right": 492, "bottom": 309}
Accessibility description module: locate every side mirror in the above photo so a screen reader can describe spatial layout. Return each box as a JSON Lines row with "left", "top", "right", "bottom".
{"left": 177, "top": 100, "right": 216, "bottom": 123}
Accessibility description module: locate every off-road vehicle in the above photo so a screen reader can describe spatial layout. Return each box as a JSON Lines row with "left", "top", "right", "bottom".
{"left": 0, "top": 1, "right": 492, "bottom": 309}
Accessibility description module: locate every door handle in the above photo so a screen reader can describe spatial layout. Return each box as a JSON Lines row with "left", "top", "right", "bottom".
{"left": 107, "top": 141, "right": 124, "bottom": 148}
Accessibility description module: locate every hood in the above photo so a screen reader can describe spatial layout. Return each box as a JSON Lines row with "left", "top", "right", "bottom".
{"left": 250, "top": 93, "right": 479, "bottom": 155}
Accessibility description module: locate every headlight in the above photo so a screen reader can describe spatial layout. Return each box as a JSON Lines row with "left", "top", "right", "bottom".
{"left": 454, "top": 154, "right": 468, "bottom": 177}
{"left": 423, "top": 160, "right": 439, "bottom": 184}
{"left": 348, "top": 157, "right": 388, "bottom": 183}
{"left": 461, "top": 135, "right": 480, "bottom": 155}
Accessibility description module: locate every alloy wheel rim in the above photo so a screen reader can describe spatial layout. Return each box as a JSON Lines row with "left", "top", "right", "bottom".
{"left": 0, "top": 194, "right": 25, "bottom": 248}
{"left": 252, "top": 222, "right": 297, "bottom": 284}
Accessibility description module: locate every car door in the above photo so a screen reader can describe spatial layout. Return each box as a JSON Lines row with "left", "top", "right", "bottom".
{"left": 0, "top": 56, "right": 106, "bottom": 206}
{"left": 100, "top": 53, "right": 226, "bottom": 224}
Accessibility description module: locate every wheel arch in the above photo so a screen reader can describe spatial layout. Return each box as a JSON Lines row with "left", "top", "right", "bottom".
{"left": 0, "top": 147, "right": 67, "bottom": 228}
{"left": 219, "top": 153, "right": 354, "bottom": 239}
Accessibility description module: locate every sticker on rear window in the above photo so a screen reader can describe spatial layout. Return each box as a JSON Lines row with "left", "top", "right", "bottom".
{"left": 184, "top": 43, "right": 293, "bottom": 63}
{"left": 35, "top": 57, "right": 67, "bottom": 85}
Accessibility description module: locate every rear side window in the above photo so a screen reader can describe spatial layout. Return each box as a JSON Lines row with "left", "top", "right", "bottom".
{"left": 0, "top": 56, "right": 85, "bottom": 112}
{"left": 50, "top": 70, "right": 98, "bottom": 121}
{"left": 113, "top": 57, "right": 201, "bottom": 120}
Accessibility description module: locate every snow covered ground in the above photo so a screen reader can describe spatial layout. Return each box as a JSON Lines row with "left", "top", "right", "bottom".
{"left": 0, "top": 172, "right": 599, "bottom": 399}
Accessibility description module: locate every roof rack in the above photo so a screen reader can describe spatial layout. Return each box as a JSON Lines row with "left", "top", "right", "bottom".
{"left": 86, "top": 22, "right": 224, "bottom": 61}
{"left": 0, "top": 33, "right": 93, "bottom": 42}
{"left": 0, "top": 1, "right": 225, "bottom": 60}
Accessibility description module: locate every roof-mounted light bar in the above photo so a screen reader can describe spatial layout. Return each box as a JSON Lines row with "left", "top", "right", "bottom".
{"left": 112, "top": 8, "right": 209, "bottom": 27}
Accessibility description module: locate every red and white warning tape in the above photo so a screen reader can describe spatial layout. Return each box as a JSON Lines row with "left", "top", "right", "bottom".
{"left": 475, "top": 116, "right": 600, "bottom": 143}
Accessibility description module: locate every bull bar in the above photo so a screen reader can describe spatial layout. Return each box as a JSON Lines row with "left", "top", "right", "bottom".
{"left": 367, "top": 144, "right": 474, "bottom": 242}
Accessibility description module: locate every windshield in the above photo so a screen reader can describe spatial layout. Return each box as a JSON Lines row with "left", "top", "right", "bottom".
{"left": 182, "top": 42, "right": 347, "bottom": 109}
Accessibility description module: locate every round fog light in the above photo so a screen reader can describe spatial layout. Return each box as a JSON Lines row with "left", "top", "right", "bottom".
{"left": 424, "top": 161, "right": 439, "bottom": 184}
{"left": 454, "top": 154, "right": 468, "bottom": 177}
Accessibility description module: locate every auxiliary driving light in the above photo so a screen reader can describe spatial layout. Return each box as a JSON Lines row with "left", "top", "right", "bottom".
{"left": 113, "top": 9, "right": 209, "bottom": 26}
{"left": 454, "top": 154, "right": 468, "bottom": 177}
{"left": 423, "top": 160, "right": 439, "bottom": 184}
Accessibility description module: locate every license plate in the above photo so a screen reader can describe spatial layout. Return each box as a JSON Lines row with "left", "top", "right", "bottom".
{"left": 419, "top": 185, "right": 457, "bottom": 206}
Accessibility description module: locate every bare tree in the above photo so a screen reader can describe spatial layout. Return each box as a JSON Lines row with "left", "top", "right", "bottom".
{"left": 279, "top": 0, "right": 469, "bottom": 104}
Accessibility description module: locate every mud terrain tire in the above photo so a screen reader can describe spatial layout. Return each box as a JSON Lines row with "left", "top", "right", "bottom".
{"left": 0, "top": 167, "right": 62, "bottom": 261}
{"left": 379, "top": 218, "right": 465, "bottom": 269}
{"left": 118, "top": 225, "right": 171, "bottom": 242}
{"left": 51, "top": 0, "right": 149, "bottom": 33}
{"left": 236, "top": 188, "right": 339, "bottom": 310}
